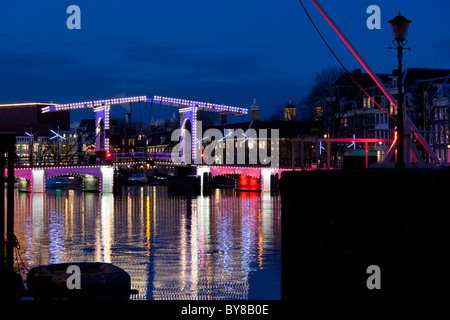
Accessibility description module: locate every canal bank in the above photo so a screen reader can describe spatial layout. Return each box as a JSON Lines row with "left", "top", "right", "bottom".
{"left": 280, "top": 169, "right": 450, "bottom": 300}
{"left": 7, "top": 186, "right": 281, "bottom": 300}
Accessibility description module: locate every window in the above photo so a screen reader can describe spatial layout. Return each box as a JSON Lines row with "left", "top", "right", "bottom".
{"left": 380, "top": 96, "right": 386, "bottom": 109}
{"left": 390, "top": 102, "right": 396, "bottom": 116}
{"left": 363, "top": 97, "right": 369, "bottom": 109}
{"left": 314, "top": 106, "right": 323, "bottom": 118}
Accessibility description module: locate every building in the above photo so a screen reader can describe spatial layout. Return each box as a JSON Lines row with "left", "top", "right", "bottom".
{"left": 316, "top": 68, "right": 450, "bottom": 166}
{"left": 14, "top": 131, "right": 82, "bottom": 165}
{"left": 0, "top": 102, "right": 74, "bottom": 165}
{"left": 284, "top": 99, "right": 296, "bottom": 121}
{"left": 0, "top": 102, "right": 70, "bottom": 134}
{"left": 313, "top": 69, "right": 395, "bottom": 166}
{"left": 199, "top": 119, "right": 319, "bottom": 167}
{"left": 402, "top": 68, "right": 450, "bottom": 162}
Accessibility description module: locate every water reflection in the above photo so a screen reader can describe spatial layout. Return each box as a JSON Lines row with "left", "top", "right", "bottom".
{"left": 13, "top": 187, "right": 281, "bottom": 300}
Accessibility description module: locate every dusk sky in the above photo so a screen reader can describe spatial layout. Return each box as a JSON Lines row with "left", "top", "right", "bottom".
{"left": 1, "top": 0, "right": 449, "bottom": 124}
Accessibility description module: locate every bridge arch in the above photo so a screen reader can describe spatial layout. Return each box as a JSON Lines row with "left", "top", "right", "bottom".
{"left": 45, "top": 173, "right": 100, "bottom": 192}
{"left": 211, "top": 173, "right": 260, "bottom": 192}
{"left": 10, "top": 165, "right": 113, "bottom": 193}
{"left": 47, "top": 168, "right": 102, "bottom": 192}
{"left": 197, "top": 165, "right": 282, "bottom": 193}
{"left": 212, "top": 174, "right": 236, "bottom": 189}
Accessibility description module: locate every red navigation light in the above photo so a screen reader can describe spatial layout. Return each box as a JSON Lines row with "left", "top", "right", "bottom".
{"left": 106, "top": 152, "right": 112, "bottom": 158}
{"left": 201, "top": 153, "right": 204, "bottom": 158}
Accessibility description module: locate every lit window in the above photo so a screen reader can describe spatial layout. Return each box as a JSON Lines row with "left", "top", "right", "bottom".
{"left": 363, "top": 97, "right": 369, "bottom": 108}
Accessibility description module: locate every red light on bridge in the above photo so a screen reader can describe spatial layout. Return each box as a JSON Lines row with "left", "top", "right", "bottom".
{"left": 106, "top": 152, "right": 112, "bottom": 159}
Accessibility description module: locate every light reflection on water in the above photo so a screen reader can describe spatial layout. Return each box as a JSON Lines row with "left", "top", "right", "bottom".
{"left": 13, "top": 187, "right": 281, "bottom": 300}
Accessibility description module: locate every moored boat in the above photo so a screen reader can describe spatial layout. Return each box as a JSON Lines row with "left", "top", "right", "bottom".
{"left": 26, "top": 262, "right": 133, "bottom": 299}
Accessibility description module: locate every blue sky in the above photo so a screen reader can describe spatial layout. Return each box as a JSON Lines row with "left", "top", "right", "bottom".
{"left": 1, "top": 0, "right": 449, "bottom": 124}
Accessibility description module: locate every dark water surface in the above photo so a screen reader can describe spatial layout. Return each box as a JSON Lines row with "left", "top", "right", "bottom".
{"left": 13, "top": 186, "right": 281, "bottom": 300}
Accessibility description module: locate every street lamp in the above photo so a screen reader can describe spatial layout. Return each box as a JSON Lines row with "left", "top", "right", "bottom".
{"left": 389, "top": 12, "right": 411, "bottom": 169}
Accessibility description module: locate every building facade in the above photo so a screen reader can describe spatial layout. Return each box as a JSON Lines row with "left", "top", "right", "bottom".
{"left": 315, "top": 68, "right": 450, "bottom": 166}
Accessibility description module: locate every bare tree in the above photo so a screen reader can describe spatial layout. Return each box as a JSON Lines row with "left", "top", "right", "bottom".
{"left": 300, "top": 66, "right": 345, "bottom": 122}
{"left": 269, "top": 103, "right": 287, "bottom": 120}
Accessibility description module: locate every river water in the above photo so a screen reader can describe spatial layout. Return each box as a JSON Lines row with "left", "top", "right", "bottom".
{"left": 12, "top": 186, "right": 281, "bottom": 300}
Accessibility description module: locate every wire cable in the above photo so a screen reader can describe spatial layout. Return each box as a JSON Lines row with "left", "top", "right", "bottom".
{"left": 298, "top": 0, "right": 396, "bottom": 121}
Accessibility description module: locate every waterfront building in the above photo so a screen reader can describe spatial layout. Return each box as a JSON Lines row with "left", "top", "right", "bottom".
{"left": 402, "top": 68, "right": 450, "bottom": 162}
{"left": 315, "top": 68, "right": 450, "bottom": 166}
{"left": 15, "top": 131, "right": 85, "bottom": 165}
{"left": 0, "top": 102, "right": 70, "bottom": 134}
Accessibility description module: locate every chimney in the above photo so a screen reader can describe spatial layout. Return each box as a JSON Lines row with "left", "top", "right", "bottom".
{"left": 126, "top": 113, "right": 131, "bottom": 126}
{"left": 251, "top": 98, "right": 259, "bottom": 120}
{"left": 352, "top": 69, "right": 362, "bottom": 76}
{"left": 220, "top": 113, "right": 227, "bottom": 124}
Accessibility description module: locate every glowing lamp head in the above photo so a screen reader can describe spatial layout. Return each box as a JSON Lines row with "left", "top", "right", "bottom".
{"left": 388, "top": 12, "right": 411, "bottom": 43}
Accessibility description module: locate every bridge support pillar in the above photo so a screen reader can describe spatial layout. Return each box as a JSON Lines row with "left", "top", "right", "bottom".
{"left": 31, "top": 169, "right": 46, "bottom": 193}
{"left": 260, "top": 168, "right": 273, "bottom": 193}
{"left": 180, "top": 107, "right": 198, "bottom": 164}
{"left": 197, "top": 166, "right": 211, "bottom": 196}
{"left": 95, "top": 104, "right": 111, "bottom": 153}
{"left": 100, "top": 166, "right": 114, "bottom": 193}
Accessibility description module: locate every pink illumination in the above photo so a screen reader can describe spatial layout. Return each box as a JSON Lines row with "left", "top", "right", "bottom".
{"left": 299, "top": 138, "right": 392, "bottom": 143}
{"left": 310, "top": 0, "right": 398, "bottom": 111}
{"left": 310, "top": 0, "right": 440, "bottom": 165}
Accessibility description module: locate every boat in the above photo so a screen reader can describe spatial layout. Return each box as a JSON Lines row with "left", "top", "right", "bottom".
{"left": 26, "top": 262, "right": 134, "bottom": 299}
{"left": 149, "top": 174, "right": 168, "bottom": 185}
{"left": 127, "top": 173, "right": 149, "bottom": 184}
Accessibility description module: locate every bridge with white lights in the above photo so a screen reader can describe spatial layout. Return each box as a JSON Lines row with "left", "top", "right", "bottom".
{"left": 9, "top": 95, "right": 271, "bottom": 193}
{"left": 6, "top": 94, "right": 406, "bottom": 193}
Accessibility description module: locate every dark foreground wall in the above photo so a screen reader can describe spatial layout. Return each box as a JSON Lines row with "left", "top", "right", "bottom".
{"left": 281, "top": 169, "right": 450, "bottom": 301}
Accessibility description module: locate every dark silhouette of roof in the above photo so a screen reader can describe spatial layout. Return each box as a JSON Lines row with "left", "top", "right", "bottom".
{"left": 403, "top": 68, "right": 450, "bottom": 86}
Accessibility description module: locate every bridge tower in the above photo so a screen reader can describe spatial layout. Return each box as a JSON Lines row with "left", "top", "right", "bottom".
{"left": 94, "top": 104, "right": 111, "bottom": 152}
{"left": 150, "top": 96, "right": 248, "bottom": 164}
{"left": 42, "top": 96, "right": 147, "bottom": 155}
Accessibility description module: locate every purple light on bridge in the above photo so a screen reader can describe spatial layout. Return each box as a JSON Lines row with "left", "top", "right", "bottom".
{"left": 151, "top": 96, "right": 247, "bottom": 115}
{"left": 42, "top": 96, "right": 148, "bottom": 113}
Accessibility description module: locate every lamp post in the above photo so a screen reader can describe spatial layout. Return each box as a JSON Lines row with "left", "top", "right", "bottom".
{"left": 389, "top": 12, "right": 411, "bottom": 169}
